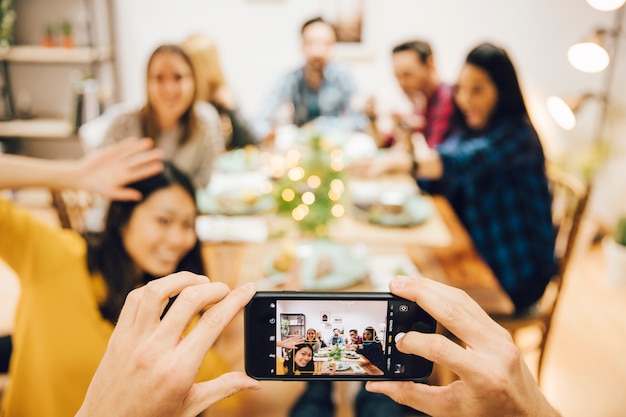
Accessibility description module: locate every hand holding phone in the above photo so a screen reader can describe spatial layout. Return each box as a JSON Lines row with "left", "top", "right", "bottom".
{"left": 244, "top": 291, "right": 436, "bottom": 381}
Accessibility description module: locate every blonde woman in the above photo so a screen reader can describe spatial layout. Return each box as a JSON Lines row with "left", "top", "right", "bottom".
{"left": 182, "top": 33, "right": 256, "bottom": 149}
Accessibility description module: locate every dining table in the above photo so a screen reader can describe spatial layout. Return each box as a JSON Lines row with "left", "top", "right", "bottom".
{"left": 312, "top": 348, "right": 383, "bottom": 376}
{"left": 200, "top": 174, "right": 514, "bottom": 316}
{"left": 200, "top": 141, "right": 515, "bottom": 406}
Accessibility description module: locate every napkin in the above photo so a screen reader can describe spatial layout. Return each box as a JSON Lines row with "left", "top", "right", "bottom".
{"left": 196, "top": 215, "right": 268, "bottom": 243}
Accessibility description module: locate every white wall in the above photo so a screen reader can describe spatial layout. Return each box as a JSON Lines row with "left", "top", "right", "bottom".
{"left": 275, "top": 298, "right": 388, "bottom": 346}
{"left": 112, "top": 0, "right": 624, "bottom": 158}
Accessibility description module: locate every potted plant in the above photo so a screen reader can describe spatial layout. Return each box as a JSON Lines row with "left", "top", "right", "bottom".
{"left": 60, "top": 20, "right": 74, "bottom": 48}
{"left": 604, "top": 215, "right": 626, "bottom": 287}
{"left": 41, "top": 24, "right": 55, "bottom": 47}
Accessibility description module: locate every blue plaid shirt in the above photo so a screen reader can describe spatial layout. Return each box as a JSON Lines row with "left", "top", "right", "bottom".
{"left": 252, "top": 62, "right": 367, "bottom": 140}
{"left": 418, "top": 118, "right": 557, "bottom": 312}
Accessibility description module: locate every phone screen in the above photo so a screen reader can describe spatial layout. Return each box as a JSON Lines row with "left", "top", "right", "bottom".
{"left": 244, "top": 291, "right": 436, "bottom": 381}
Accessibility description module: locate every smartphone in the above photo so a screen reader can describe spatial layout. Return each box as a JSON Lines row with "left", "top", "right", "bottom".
{"left": 244, "top": 291, "right": 436, "bottom": 381}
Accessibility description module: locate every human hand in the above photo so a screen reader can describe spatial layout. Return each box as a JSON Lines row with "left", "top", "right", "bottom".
{"left": 366, "top": 276, "right": 561, "bottom": 417}
{"left": 277, "top": 335, "right": 305, "bottom": 349}
{"left": 347, "top": 150, "right": 412, "bottom": 178}
{"left": 76, "top": 137, "right": 164, "bottom": 201}
{"left": 76, "top": 272, "right": 261, "bottom": 417}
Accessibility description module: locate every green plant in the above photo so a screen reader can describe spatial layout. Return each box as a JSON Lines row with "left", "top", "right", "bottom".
{"left": 0, "top": 0, "right": 16, "bottom": 48}
{"left": 614, "top": 216, "right": 626, "bottom": 246}
{"left": 328, "top": 343, "right": 344, "bottom": 360}
{"left": 274, "top": 133, "right": 346, "bottom": 237}
{"left": 60, "top": 20, "right": 72, "bottom": 36}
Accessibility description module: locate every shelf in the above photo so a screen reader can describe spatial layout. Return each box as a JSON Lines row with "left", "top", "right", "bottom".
{"left": 0, "top": 45, "right": 113, "bottom": 64}
{"left": 0, "top": 118, "right": 74, "bottom": 138}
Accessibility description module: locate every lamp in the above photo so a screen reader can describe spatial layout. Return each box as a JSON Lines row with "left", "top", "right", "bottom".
{"left": 568, "top": 29, "right": 612, "bottom": 73}
{"left": 546, "top": 93, "right": 603, "bottom": 131}
{"left": 587, "top": 0, "right": 625, "bottom": 11}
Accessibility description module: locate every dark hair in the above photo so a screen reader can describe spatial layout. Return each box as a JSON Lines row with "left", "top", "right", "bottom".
{"left": 363, "top": 326, "right": 378, "bottom": 341}
{"left": 349, "top": 329, "right": 358, "bottom": 333}
{"left": 451, "top": 42, "right": 530, "bottom": 136}
{"left": 392, "top": 39, "right": 433, "bottom": 64}
{"left": 284, "top": 344, "right": 315, "bottom": 375}
{"left": 300, "top": 16, "right": 337, "bottom": 39}
{"left": 87, "top": 161, "right": 205, "bottom": 323}
{"left": 140, "top": 44, "right": 199, "bottom": 147}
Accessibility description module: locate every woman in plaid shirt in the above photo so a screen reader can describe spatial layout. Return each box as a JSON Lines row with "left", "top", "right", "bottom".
{"left": 413, "top": 42, "right": 557, "bottom": 314}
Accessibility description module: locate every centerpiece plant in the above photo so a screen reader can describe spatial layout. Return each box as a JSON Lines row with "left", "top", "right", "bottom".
{"left": 274, "top": 133, "right": 346, "bottom": 238}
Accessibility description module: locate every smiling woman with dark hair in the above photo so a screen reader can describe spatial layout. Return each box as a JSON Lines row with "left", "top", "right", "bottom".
{"left": 412, "top": 42, "right": 557, "bottom": 313}
{"left": 279, "top": 343, "right": 315, "bottom": 376}
{"left": 0, "top": 141, "right": 234, "bottom": 417}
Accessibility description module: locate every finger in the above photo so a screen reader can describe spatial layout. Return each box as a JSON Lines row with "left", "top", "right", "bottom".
{"left": 180, "top": 282, "right": 255, "bottom": 357}
{"left": 365, "top": 380, "right": 457, "bottom": 417}
{"left": 105, "top": 187, "right": 143, "bottom": 202}
{"left": 393, "top": 331, "right": 480, "bottom": 383}
{"left": 121, "top": 154, "right": 164, "bottom": 183}
{"left": 113, "top": 137, "right": 154, "bottom": 159}
{"left": 156, "top": 281, "right": 231, "bottom": 346}
{"left": 389, "top": 276, "right": 505, "bottom": 346}
{"left": 185, "top": 372, "right": 261, "bottom": 417}
{"left": 133, "top": 272, "right": 211, "bottom": 337}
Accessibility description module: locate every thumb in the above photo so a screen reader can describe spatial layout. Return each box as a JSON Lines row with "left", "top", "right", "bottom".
{"left": 184, "top": 372, "right": 261, "bottom": 417}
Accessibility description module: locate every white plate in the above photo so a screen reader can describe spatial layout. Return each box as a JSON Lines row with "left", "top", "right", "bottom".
{"left": 264, "top": 240, "right": 368, "bottom": 290}
{"left": 334, "top": 362, "right": 351, "bottom": 371}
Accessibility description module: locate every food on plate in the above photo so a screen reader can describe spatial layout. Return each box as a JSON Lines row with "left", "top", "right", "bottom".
{"left": 273, "top": 247, "right": 295, "bottom": 272}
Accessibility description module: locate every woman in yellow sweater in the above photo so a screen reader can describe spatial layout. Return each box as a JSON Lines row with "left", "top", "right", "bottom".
{"left": 0, "top": 138, "right": 234, "bottom": 417}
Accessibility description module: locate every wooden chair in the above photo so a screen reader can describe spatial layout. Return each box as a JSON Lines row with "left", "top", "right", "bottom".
{"left": 50, "top": 189, "right": 98, "bottom": 234}
{"left": 491, "top": 163, "right": 590, "bottom": 384}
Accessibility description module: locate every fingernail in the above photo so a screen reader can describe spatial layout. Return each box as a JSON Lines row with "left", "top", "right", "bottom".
{"left": 242, "top": 282, "right": 256, "bottom": 293}
{"left": 391, "top": 276, "right": 410, "bottom": 289}
{"left": 395, "top": 332, "right": 406, "bottom": 343}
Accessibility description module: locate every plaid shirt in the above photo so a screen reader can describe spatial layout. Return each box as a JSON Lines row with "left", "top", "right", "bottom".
{"left": 357, "top": 341, "right": 386, "bottom": 372}
{"left": 421, "top": 83, "right": 454, "bottom": 147}
{"left": 252, "top": 62, "right": 367, "bottom": 140}
{"left": 418, "top": 118, "right": 557, "bottom": 312}
{"left": 383, "top": 83, "right": 454, "bottom": 148}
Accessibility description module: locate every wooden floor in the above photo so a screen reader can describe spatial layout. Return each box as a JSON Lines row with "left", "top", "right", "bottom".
{"left": 3, "top": 192, "right": 626, "bottom": 417}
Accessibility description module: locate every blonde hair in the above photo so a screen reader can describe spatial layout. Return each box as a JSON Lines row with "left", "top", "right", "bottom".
{"left": 181, "top": 33, "right": 226, "bottom": 103}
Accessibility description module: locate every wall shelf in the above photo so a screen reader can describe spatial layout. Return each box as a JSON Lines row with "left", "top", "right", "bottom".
{"left": 0, "top": 45, "right": 114, "bottom": 65}
{"left": 0, "top": 118, "right": 74, "bottom": 139}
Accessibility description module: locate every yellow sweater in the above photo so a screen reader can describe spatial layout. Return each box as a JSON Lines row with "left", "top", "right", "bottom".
{"left": 0, "top": 199, "right": 231, "bottom": 416}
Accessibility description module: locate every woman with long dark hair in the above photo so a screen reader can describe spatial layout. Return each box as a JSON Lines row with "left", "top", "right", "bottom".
{"left": 412, "top": 42, "right": 557, "bottom": 313}
{"left": 281, "top": 343, "right": 315, "bottom": 376}
{"left": 0, "top": 139, "right": 232, "bottom": 417}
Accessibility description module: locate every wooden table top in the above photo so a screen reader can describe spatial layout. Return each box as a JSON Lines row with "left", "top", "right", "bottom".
{"left": 202, "top": 194, "right": 514, "bottom": 315}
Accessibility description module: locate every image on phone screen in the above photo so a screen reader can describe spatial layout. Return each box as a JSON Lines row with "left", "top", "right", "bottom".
{"left": 245, "top": 292, "right": 436, "bottom": 381}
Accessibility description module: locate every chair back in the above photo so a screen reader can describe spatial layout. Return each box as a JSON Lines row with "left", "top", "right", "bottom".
{"left": 51, "top": 189, "right": 97, "bottom": 234}
{"left": 541, "top": 163, "right": 590, "bottom": 312}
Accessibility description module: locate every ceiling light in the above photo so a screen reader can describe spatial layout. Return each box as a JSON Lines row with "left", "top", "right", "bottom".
{"left": 586, "top": 0, "right": 625, "bottom": 11}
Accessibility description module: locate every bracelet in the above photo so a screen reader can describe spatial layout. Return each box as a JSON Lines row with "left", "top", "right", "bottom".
{"left": 412, "top": 159, "right": 419, "bottom": 177}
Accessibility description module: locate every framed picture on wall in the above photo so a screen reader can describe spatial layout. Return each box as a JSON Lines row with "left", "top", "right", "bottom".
{"left": 319, "top": 0, "right": 378, "bottom": 60}
{"left": 320, "top": 311, "right": 330, "bottom": 323}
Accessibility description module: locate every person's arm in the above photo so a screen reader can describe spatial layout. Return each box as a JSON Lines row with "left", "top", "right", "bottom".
{"left": 366, "top": 276, "right": 561, "bottom": 417}
{"left": 251, "top": 73, "right": 294, "bottom": 143}
{"left": 0, "top": 137, "right": 163, "bottom": 201}
{"left": 76, "top": 272, "right": 261, "bottom": 417}
{"left": 276, "top": 335, "right": 305, "bottom": 349}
